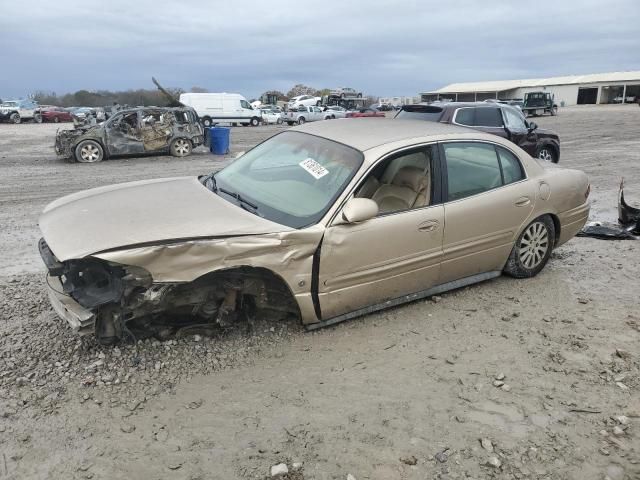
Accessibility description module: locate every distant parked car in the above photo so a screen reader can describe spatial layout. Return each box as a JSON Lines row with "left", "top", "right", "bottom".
{"left": 329, "top": 87, "right": 363, "bottom": 98}
{"left": 55, "top": 106, "right": 204, "bottom": 163}
{"left": 260, "top": 109, "right": 283, "bottom": 125}
{"left": 284, "top": 105, "right": 324, "bottom": 125}
{"left": 346, "top": 108, "right": 386, "bottom": 118}
{"left": 323, "top": 105, "right": 347, "bottom": 119}
{"left": 287, "top": 95, "right": 321, "bottom": 110}
{"left": 0, "top": 99, "right": 42, "bottom": 124}
{"left": 395, "top": 102, "right": 561, "bottom": 163}
{"left": 41, "top": 106, "right": 74, "bottom": 123}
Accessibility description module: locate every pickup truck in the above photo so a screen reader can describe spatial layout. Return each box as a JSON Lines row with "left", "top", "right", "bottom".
{"left": 284, "top": 105, "right": 324, "bottom": 125}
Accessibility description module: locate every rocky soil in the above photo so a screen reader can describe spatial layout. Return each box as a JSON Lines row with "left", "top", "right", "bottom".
{"left": 0, "top": 106, "right": 639, "bottom": 479}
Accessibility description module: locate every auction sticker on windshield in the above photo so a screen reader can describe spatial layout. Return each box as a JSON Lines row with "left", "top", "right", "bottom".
{"left": 299, "top": 158, "right": 329, "bottom": 179}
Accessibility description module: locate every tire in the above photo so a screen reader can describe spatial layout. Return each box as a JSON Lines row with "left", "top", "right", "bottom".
{"left": 550, "top": 106, "right": 558, "bottom": 116}
{"left": 54, "top": 117, "right": 60, "bottom": 123}
{"left": 33, "top": 113, "right": 42, "bottom": 124}
{"left": 75, "top": 140, "right": 104, "bottom": 163}
{"left": 10, "top": 112, "right": 21, "bottom": 124}
{"left": 202, "top": 117, "right": 212, "bottom": 127}
{"left": 503, "top": 216, "right": 555, "bottom": 278}
{"left": 357, "top": 93, "right": 362, "bottom": 98}
{"left": 250, "top": 117, "right": 260, "bottom": 127}
{"left": 536, "top": 146, "right": 557, "bottom": 163}
{"left": 170, "top": 138, "right": 192, "bottom": 157}
{"left": 276, "top": 118, "right": 283, "bottom": 125}
{"left": 298, "top": 117, "right": 306, "bottom": 125}
{"left": 232, "top": 122, "right": 238, "bottom": 127}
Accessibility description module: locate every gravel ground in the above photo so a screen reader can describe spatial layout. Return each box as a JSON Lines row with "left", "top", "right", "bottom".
{"left": 0, "top": 106, "right": 639, "bottom": 480}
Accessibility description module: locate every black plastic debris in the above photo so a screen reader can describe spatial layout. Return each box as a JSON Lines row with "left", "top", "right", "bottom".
{"left": 619, "top": 179, "right": 640, "bottom": 234}
{"left": 577, "top": 221, "right": 636, "bottom": 240}
{"left": 579, "top": 179, "right": 640, "bottom": 240}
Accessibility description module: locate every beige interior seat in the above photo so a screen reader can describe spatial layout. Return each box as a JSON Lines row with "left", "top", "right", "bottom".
{"left": 371, "top": 166, "right": 430, "bottom": 213}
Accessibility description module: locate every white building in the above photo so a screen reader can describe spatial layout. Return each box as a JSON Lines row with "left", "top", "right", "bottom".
{"left": 420, "top": 71, "right": 640, "bottom": 106}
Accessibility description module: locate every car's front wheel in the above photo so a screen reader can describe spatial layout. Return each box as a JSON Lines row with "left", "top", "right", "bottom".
{"left": 504, "top": 216, "right": 555, "bottom": 278}
{"left": 53, "top": 116, "right": 60, "bottom": 123}
{"left": 10, "top": 113, "right": 21, "bottom": 124}
{"left": 298, "top": 117, "right": 306, "bottom": 125}
{"left": 536, "top": 146, "right": 557, "bottom": 163}
{"left": 75, "top": 140, "right": 104, "bottom": 163}
{"left": 250, "top": 117, "right": 260, "bottom": 127}
{"left": 551, "top": 106, "right": 558, "bottom": 116}
{"left": 33, "top": 113, "right": 42, "bottom": 123}
{"left": 170, "top": 138, "right": 192, "bottom": 157}
{"left": 202, "top": 117, "right": 212, "bottom": 127}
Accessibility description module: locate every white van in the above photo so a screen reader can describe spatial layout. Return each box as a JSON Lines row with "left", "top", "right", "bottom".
{"left": 179, "top": 93, "right": 261, "bottom": 127}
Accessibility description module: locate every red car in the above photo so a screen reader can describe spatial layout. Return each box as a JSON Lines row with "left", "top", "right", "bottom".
{"left": 41, "top": 107, "right": 73, "bottom": 123}
{"left": 345, "top": 108, "right": 386, "bottom": 118}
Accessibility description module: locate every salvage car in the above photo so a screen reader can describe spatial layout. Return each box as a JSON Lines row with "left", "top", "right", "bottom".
{"left": 55, "top": 106, "right": 204, "bottom": 163}
{"left": 284, "top": 105, "right": 324, "bottom": 125}
{"left": 346, "top": 107, "right": 386, "bottom": 118}
{"left": 323, "top": 105, "right": 348, "bottom": 119}
{"left": 41, "top": 106, "right": 74, "bottom": 123}
{"left": 395, "top": 102, "right": 561, "bottom": 163}
{"left": 39, "top": 119, "right": 590, "bottom": 344}
{"left": 0, "top": 99, "right": 42, "bottom": 124}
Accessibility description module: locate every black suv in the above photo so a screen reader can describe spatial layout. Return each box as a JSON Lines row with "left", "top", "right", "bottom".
{"left": 395, "top": 102, "right": 560, "bottom": 163}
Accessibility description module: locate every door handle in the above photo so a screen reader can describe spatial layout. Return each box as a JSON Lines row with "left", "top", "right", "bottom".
{"left": 514, "top": 197, "right": 531, "bottom": 207}
{"left": 418, "top": 220, "right": 439, "bottom": 232}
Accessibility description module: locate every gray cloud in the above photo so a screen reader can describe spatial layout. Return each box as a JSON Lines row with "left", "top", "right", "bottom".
{"left": 1, "top": 0, "right": 639, "bottom": 99}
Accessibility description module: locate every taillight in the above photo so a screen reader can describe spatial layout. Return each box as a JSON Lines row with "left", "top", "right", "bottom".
{"left": 585, "top": 183, "right": 591, "bottom": 199}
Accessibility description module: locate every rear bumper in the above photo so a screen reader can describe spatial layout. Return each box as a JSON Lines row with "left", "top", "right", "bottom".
{"left": 47, "top": 276, "right": 96, "bottom": 335}
{"left": 557, "top": 201, "right": 590, "bottom": 247}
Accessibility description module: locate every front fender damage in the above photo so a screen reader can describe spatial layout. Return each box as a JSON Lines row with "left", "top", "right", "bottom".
{"left": 45, "top": 229, "right": 323, "bottom": 344}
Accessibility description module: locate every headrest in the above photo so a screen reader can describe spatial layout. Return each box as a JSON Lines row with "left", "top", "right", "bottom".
{"left": 392, "top": 166, "right": 427, "bottom": 192}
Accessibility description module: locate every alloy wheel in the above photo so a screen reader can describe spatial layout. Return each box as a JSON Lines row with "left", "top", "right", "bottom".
{"left": 174, "top": 139, "right": 190, "bottom": 156}
{"left": 518, "top": 222, "right": 549, "bottom": 269}
{"left": 80, "top": 144, "right": 101, "bottom": 162}
{"left": 538, "top": 148, "right": 554, "bottom": 162}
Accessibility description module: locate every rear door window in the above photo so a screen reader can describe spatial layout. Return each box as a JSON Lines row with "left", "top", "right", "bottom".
{"left": 454, "top": 107, "right": 504, "bottom": 127}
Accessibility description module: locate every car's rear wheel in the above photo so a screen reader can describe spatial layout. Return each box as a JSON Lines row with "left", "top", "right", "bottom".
{"left": 75, "top": 140, "right": 104, "bottom": 163}
{"left": 276, "top": 118, "right": 283, "bottom": 124}
{"left": 10, "top": 113, "right": 21, "bottom": 124}
{"left": 202, "top": 117, "right": 213, "bottom": 127}
{"left": 551, "top": 106, "right": 558, "bottom": 116}
{"left": 298, "top": 117, "right": 306, "bottom": 125}
{"left": 54, "top": 116, "right": 60, "bottom": 123}
{"left": 504, "top": 216, "right": 555, "bottom": 278}
{"left": 536, "top": 146, "right": 557, "bottom": 163}
{"left": 250, "top": 117, "right": 260, "bottom": 127}
{"left": 170, "top": 138, "right": 192, "bottom": 157}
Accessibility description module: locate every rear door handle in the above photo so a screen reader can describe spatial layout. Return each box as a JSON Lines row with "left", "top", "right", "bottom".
{"left": 418, "top": 220, "right": 439, "bottom": 232}
{"left": 515, "top": 197, "right": 531, "bottom": 207}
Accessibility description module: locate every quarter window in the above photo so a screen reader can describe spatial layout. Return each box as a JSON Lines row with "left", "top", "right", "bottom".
{"left": 497, "top": 147, "right": 524, "bottom": 185}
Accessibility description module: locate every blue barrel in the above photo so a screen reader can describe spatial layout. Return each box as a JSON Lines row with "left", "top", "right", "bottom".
{"left": 209, "top": 127, "right": 230, "bottom": 155}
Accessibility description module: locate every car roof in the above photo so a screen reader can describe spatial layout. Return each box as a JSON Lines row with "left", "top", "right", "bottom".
{"left": 290, "top": 118, "right": 479, "bottom": 151}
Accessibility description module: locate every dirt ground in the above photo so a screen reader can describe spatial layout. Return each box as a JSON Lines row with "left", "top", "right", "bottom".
{"left": 0, "top": 105, "right": 639, "bottom": 480}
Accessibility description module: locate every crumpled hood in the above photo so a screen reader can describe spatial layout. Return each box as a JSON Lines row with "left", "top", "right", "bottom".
{"left": 39, "top": 176, "right": 291, "bottom": 261}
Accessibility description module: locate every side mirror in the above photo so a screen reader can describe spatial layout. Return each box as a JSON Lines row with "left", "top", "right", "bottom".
{"left": 528, "top": 121, "right": 538, "bottom": 132}
{"left": 339, "top": 198, "right": 378, "bottom": 224}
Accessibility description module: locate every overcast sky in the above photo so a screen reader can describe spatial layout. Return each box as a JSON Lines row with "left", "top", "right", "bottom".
{"left": 1, "top": 0, "right": 639, "bottom": 99}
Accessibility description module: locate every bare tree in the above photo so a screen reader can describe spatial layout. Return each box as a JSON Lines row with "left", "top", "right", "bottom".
{"left": 286, "top": 84, "right": 318, "bottom": 98}
{"left": 190, "top": 86, "right": 209, "bottom": 93}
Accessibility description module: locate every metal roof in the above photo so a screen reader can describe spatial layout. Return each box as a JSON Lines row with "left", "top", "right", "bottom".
{"left": 424, "top": 71, "right": 640, "bottom": 94}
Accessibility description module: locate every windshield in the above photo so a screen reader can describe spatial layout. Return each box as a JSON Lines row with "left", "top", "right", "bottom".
{"left": 395, "top": 105, "right": 443, "bottom": 121}
{"left": 214, "top": 131, "right": 363, "bottom": 228}
{"left": 2, "top": 102, "right": 18, "bottom": 107}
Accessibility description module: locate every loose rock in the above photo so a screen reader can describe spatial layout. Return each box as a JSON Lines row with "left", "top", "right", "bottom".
{"left": 271, "top": 463, "right": 288, "bottom": 477}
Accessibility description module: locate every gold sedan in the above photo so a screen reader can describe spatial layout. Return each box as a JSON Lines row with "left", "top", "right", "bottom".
{"left": 39, "top": 119, "right": 590, "bottom": 343}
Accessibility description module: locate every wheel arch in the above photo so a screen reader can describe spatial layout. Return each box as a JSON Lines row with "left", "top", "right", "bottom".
{"left": 190, "top": 265, "right": 301, "bottom": 319}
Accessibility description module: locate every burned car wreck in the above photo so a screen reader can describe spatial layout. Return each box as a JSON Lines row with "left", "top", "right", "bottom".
{"left": 40, "top": 120, "right": 590, "bottom": 345}
{"left": 55, "top": 106, "right": 204, "bottom": 163}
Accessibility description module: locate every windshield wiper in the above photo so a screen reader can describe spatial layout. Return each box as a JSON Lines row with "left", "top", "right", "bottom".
{"left": 219, "top": 187, "right": 259, "bottom": 210}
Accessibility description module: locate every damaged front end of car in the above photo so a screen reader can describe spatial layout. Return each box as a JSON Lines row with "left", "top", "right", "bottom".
{"left": 54, "top": 127, "right": 94, "bottom": 158}
{"left": 39, "top": 238, "right": 299, "bottom": 345}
